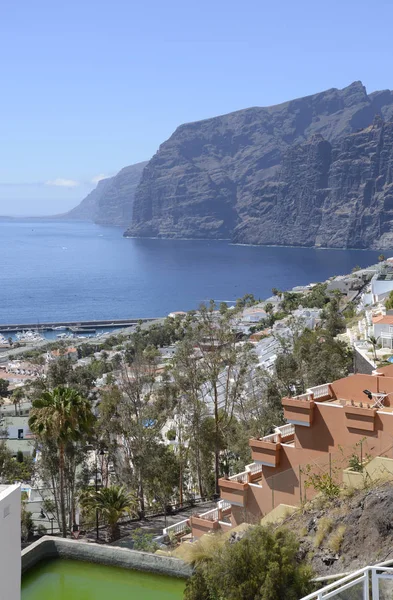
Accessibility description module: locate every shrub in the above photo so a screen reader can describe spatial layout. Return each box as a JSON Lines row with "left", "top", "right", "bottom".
{"left": 314, "top": 517, "right": 333, "bottom": 548}
{"left": 348, "top": 454, "right": 363, "bottom": 472}
{"left": 36, "top": 523, "right": 47, "bottom": 536}
{"left": 182, "top": 533, "right": 225, "bottom": 566}
{"left": 184, "top": 526, "right": 314, "bottom": 600}
{"left": 166, "top": 428, "right": 177, "bottom": 441}
{"left": 132, "top": 528, "right": 159, "bottom": 553}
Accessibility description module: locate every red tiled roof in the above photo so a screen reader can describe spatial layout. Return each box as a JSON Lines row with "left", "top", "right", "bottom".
{"left": 372, "top": 315, "right": 393, "bottom": 324}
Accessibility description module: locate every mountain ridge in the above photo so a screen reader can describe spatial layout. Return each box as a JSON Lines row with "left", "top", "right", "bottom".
{"left": 60, "top": 161, "right": 148, "bottom": 226}
{"left": 125, "top": 82, "right": 393, "bottom": 248}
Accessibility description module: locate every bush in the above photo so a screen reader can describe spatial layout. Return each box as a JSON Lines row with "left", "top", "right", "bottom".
{"left": 132, "top": 528, "right": 159, "bottom": 553}
{"left": 36, "top": 523, "right": 47, "bottom": 536}
{"left": 184, "top": 526, "right": 314, "bottom": 600}
{"left": 166, "top": 428, "right": 177, "bottom": 441}
{"left": 314, "top": 517, "right": 333, "bottom": 548}
{"left": 348, "top": 454, "right": 363, "bottom": 472}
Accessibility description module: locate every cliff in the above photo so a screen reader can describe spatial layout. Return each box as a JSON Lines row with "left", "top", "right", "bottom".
{"left": 63, "top": 161, "right": 148, "bottom": 227}
{"left": 234, "top": 119, "right": 393, "bottom": 248}
{"left": 125, "top": 82, "right": 393, "bottom": 248}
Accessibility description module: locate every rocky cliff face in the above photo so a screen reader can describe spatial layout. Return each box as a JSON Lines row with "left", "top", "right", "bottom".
{"left": 64, "top": 161, "right": 147, "bottom": 226}
{"left": 234, "top": 119, "right": 393, "bottom": 249}
{"left": 126, "top": 82, "right": 393, "bottom": 248}
{"left": 65, "top": 177, "right": 113, "bottom": 222}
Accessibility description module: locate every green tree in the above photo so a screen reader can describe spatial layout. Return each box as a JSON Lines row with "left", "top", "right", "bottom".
{"left": 379, "top": 254, "right": 386, "bottom": 262}
{"left": 0, "top": 441, "right": 33, "bottom": 483}
{"left": 80, "top": 485, "right": 136, "bottom": 542}
{"left": 367, "top": 335, "right": 379, "bottom": 362}
{"left": 29, "top": 387, "right": 95, "bottom": 537}
{"left": 294, "top": 329, "right": 352, "bottom": 387}
{"left": 193, "top": 302, "right": 257, "bottom": 493}
{"left": 144, "top": 444, "right": 180, "bottom": 525}
{"left": 21, "top": 493, "right": 35, "bottom": 542}
{"left": 321, "top": 298, "right": 346, "bottom": 337}
{"left": 100, "top": 348, "right": 166, "bottom": 517}
{"left": 184, "top": 526, "right": 314, "bottom": 600}
{"left": 11, "top": 387, "right": 24, "bottom": 416}
{"left": 0, "top": 379, "right": 9, "bottom": 397}
{"left": 169, "top": 336, "right": 211, "bottom": 499}
{"left": 386, "top": 291, "right": 393, "bottom": 311}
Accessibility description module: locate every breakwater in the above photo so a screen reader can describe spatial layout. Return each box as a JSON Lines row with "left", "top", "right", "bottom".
{"left": 0, "top": 318, "right": 158, "bottom": 333}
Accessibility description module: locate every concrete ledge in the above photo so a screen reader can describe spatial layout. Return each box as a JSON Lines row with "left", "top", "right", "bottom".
{"left": 22, "top": 537, "right": 192, "bottom": 579}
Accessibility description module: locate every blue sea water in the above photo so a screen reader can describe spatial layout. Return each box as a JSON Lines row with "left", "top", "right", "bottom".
{"left": 0, "top": 220, "right": 387, "bottom": 325}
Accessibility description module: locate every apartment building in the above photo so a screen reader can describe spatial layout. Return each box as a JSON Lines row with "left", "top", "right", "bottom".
{"left": 181, "top": 365, "right": 393, "bottom": 539}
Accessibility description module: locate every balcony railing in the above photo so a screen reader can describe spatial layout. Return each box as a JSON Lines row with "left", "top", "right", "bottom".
{"left": 275, "top": 423, "right": 295, "bottom": 439}
{"left": 261, "top": 432, "right": 280, "bottom": 444}
{"left": 199, "top": 507, "right": 219, "bottom": 521}
{"left": 245, "top": 462, "right": 263, "bottom": 475}
{"left": 308, "top": 383, "right": 331, "bottom": 399}
{"left": 217, "top": 499, "right": 231, "bottom": 510}
{"left": 228, "top": 470, "right": 249, "bottom": 483}
{"left": 163, "top": 518, "right": 190, "bottom": 536}
{"left": 301, "top": 560, "right": 393, "bottom": 599}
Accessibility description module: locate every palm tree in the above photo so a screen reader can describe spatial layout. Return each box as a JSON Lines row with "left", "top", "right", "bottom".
{"left": 28, "top": 386, "right": 94, "bottom": 537}
{"left": 11, "top": 388, "right": 23, "bottom": 416}
{"left": 367, "top": 335, "right": 379, "bottom": 362}
{"left": 80, "top": 485, "right": 136, "bottom": 542}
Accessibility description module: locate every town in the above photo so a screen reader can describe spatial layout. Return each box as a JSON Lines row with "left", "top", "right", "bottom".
{"left": 5, "top": 256, "right": 393, "bottom": 597}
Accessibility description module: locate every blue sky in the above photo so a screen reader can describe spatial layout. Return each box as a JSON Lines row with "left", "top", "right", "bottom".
{"left": 1, "top": 0, "right": 393, "bottom": 215}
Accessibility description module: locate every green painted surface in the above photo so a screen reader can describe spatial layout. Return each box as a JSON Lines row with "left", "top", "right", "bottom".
{"left": 22, "top": 559, "right": 185, "bottom": 600}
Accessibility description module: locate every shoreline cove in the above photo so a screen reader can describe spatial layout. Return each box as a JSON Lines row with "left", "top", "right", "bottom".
{"left": 0, "top": 220, "right": 385, "bottom": 323}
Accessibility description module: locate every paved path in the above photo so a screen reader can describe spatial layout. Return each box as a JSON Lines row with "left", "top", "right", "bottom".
{"left": 83, "top": 501, "right": 217, "bottom": 547}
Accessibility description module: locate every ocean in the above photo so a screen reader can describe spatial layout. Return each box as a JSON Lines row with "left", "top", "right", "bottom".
{"left": 0, "top": 220, "right": 386, "bottom": 325}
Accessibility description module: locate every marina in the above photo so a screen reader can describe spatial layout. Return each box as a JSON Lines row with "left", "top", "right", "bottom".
{"left": 0, "top": 318, "right": 158, "bottom": 343}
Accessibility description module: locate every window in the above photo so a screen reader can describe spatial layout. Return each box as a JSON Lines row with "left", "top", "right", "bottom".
{"left": 18, "top": 429, "right": 24, "bottom": 439}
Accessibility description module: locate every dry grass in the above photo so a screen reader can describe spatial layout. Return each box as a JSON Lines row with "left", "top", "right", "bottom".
{"left": 314, "top": 517, "right": 333, "bottom": 548}
{"left": 178, "top": 533, "right": 225, "bottom": 566}
{"left": 328, "top": 525, "right": 346, "bottom": 554}
{"left": 340, "top": 486, "right": 356, "bottom": 500}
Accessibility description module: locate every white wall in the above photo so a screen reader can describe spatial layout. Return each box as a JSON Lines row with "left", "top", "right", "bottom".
{"left": 6, "top": 420, "right": 31, "bottom": 440}
{"left": 374, "top": 322, "right": 393, "bottom": 339}
{"left": 371, "top": 278, "right": 393, "bottom": 302}
{"left": 0, "top": 484, "right": 21, "bottom": 600}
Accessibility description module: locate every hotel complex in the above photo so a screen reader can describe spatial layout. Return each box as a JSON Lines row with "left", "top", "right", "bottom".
{"left": 173, "top": 365, "right": 393, "bottom": 539}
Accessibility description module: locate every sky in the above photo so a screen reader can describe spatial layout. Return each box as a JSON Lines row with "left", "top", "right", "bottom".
{"left": 1, "top": 0, "right": 393, "bottom": 215}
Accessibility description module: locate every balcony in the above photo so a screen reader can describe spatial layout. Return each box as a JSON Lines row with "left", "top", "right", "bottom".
{"left": 189, "top": 501, "right": 232, "bottom": 537}
{"left": 308, "top": 383, "right": 332, "bottom": 401}
{"left": 218, "top": 470, "right": 249, "bottom": 507}
{"left": 250, "top": 424, "right": 295, "bottom": 466}
{"left": 344, "top": 403, "right": 377, "bottom": 432}
{"left": 282, "top": 394, "right": 315, "bottom": 426}
{"left": 250, "top": 434, "right": 281, "bottom": 467}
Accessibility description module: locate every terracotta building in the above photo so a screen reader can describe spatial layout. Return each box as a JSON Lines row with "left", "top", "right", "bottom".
{"left": 187, "top": 365, "right": 393, "bottom": 538}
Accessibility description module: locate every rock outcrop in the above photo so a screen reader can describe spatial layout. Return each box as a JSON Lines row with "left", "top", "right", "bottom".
{"left": 64, "top": 161, "right": 147, "bottom": 227}
{"left": 125, "top": 82, "right": 393, "bottom": 248}
{"left": 234, "top": 119, "right": 393, "bottom": 248}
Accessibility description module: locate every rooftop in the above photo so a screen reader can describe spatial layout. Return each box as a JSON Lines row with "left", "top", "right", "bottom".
{"left": 372, "top": 315, "right": 393, "bottom": 324}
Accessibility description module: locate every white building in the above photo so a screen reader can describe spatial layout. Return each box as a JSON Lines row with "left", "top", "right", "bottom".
{"left": 1, "top": 416, "right": 32, "bottom": 441}
{"left": 373, "top": 314, "right": 393, "bottom": 349}
{"left": 0, "top": 484, "right": 21, "bottom": 600}
{"left": 371, "top": 272, "right": 393, "bottom": 303}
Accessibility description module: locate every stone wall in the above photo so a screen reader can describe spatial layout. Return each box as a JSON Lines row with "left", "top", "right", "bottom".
{"left": 22, "top": 536, "right": 192, "bottom": 579}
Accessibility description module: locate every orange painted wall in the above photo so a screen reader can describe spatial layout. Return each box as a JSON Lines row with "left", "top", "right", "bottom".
{"left": 243, "top": 387, "right": 393, "bottom": 518}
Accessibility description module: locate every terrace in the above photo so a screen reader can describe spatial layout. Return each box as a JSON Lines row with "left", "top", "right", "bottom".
{"left": 218, "top": 423, "right": 295, "bottom": 510}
